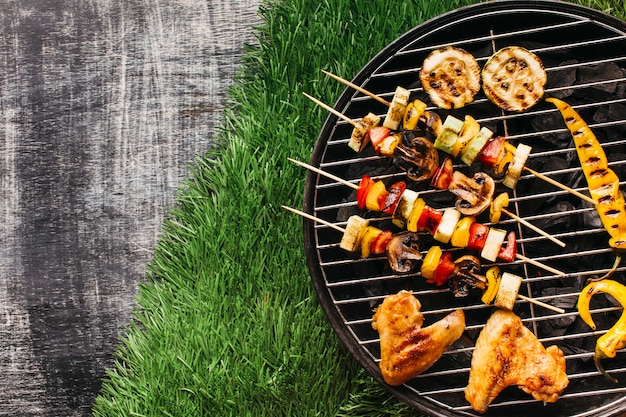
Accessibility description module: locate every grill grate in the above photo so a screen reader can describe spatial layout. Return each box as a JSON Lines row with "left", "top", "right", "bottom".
{"left": 302, "top": 2, "right": 626, "bottom": 417}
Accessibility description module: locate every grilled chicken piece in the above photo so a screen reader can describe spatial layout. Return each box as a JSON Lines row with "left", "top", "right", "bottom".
{"left": 465, "top": 309, "right": 569, "bottom": 413}
{"left": 372, "top": 290, "right": 465, "bottom": 386}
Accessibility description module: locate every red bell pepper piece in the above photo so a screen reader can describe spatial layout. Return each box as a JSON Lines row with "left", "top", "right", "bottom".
{"left": 497, "top": 230, "right": 517, "bottom": 262}
{"left": 417, "top": 206, "right": 443, "bottom": 236}
{"left": 478, "top": 136, "right": 506, "bottom": 171}
{"left": 432, "top": 251, "right": 455, "bottom": 286}
{"left": 381, "top": 181, "right": 406, "bottom": 214}
{"left": 431, "top": 157, "right": 454, "bottom": 190}
{"left": 357, "top": 175, "right": 375, "bottom": 209}
{"left": 368, "top": 126, "right": 391, "bottom": 153}
{"left": 370, "top": 229, "right": 393, "bottom": 255}
{"left": 467, "top": 222, "right": 490, "bottom": 252}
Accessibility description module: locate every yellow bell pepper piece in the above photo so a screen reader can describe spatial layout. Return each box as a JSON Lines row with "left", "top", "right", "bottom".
{"left": 365, "top": 181, "right": 386, "bottom": 212}
{"left": 577, "top": 279, "right": 626, "bottom": 383}
{"left": 450, "top": 216, "right": 475, "bottom": 248}
{"left": 451, "top": 115, "right": 480, "bottom": 158}
{"left": 403, "top": 99, "right": 427, "bottom": 130}
{"left": 421, "top": 246, "right": 443, "bottom": 281}
{"left": 406, "top": 198, "right": 426, "bottom": 233}
{"left": 480, "top": 266, "right": 502, "bottom": 305}
{"left": 360, "top": 226, "right": 382, "bottom": 259}
{"left": 490, "top": 192, "right": 510, "bottom": 224}
{"left": 493, "top": 142, "right": 517, "bottom": 176}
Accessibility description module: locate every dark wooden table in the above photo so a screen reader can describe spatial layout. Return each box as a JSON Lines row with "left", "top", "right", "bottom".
{"left": 0, "top": 1, "right": 261, "bottom": 415}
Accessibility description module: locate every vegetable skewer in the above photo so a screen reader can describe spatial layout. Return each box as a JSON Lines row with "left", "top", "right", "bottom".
{"left": 291, "top": 157, "right": 564, "bottom": 247}
{"left": 282, "top": 205, "right": 564, "bottom": 314}
{"left": 320, "top": 70, "right": 596, "bottom": 205}
{"left": 289, "top": 157, "right": 566, "bottom": 276}
{"left": 304, "top": 93, "right": 499, "bottom": 216}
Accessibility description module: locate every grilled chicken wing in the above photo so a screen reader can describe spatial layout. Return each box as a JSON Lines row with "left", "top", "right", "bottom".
{"left": 372, "top": 290, "right": 465, "bottom": 386}
{"left": 465, "top": 309, "right": 569, "bottom": 413}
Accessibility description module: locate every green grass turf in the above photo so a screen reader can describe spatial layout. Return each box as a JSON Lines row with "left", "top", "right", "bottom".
{"left": 91, "top": 1, "right": 626, "bottom": 416}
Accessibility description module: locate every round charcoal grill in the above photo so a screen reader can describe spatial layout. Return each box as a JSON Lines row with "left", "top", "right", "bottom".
{"left": 301, "top": 1, "right": 626, "bottom": 416}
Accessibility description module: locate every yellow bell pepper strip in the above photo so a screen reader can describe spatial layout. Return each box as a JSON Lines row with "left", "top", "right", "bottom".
{"left": 577, "top": 279, "right": 626, "bottom": 383}
{"left": 481, "top": 266, "right": 502, "bottom": 305}
{"left": 365, "top": 180, "right": 387, "bottom": 212}
{"left": 406, "top": 197, "right": 426, "bottom": 233}
{"left": 547, "top": 97, "right": 626, "bottom": 279}
{"left": 421, "top": 245, "right": 443, "bottom": 282}
{"left": 402, "top": 99, "right": 427, "bottom": 131}
{"left": 450, "top": 216, "right": 475, "bottom": 248}
{"left": 490, "top": 192, "right": 510, "bottom": 224}
{"left": 451, "top": 115, "right": 480, "bottom": 158}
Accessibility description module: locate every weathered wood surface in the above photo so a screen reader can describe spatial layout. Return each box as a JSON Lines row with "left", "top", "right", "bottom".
{"left": 0, "top": 1, "right": 261, "bottom": 415}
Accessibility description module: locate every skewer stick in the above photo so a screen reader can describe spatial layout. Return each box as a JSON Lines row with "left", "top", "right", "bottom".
{"left": 286, "top": 160, "right": 566, "bottom": 276}
{"left": 501, "top": 208, "right": 566, "bottom": 248}
{"left": 281, "top": 205, "right": 345, "bottom": 233}
{"left": 288, "top": 157, "right": 358, "bottom": 190}
{"left": 522, "top": 166, "right": 596, "bottom": 205}
{"left": 289, "top": 157, "right": 566, "bottom": 249}
{"left": 321, "top": 70, "right": 596, "bottom": 207}
{"left": 302, "top": 92, "right": 357, "bottom": 127}
{"left": 321, "top": 69, "right": 391, "bottom": 107}
{"left": 281, "top": 205, "right": 566, "bottom": 313}
{"left": 517, "top": 294, "right": 565, "bottom": 314}
{"left": 515, "top": 253, "right": 566, "bottom": 277}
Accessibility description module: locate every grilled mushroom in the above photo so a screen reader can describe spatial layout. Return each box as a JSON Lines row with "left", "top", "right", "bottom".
{"left": 449, "top": 255, "right": 485, "bottom": 297}
{"left": 392, "top": 132, "right": 440, "bottom": 183}
{"left": 419, "top": 111, "right": 443, "bottom": 136}
{"left": 448, "top": 171, "right": 496, "bottom": 216}
{"left": 386, "top": 232, "right": 422, "bottom": 273}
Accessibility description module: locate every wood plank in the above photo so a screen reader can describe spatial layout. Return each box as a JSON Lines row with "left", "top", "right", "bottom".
{"left": 0, "top": 1, "right": 262, "bottom": 415}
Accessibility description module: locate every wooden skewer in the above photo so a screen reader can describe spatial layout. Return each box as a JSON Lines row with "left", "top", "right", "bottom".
{"left": 288, "top": 157, "right": 358, "bottom": 190}
{"left": 321, "top": 69, "right": 597, "bottom": 207}
{"left": 501, "top": 208, "right": 566, "bottom": 248}
{"left": 281, "top": 205, "right": 566, "bottom": 313}
{"left": 302, "top": 92, "right": 357, "bottom": 127}
{"left": 321, "top": 69, "right": 391, "bottom": 106}
{"left": 289, "top": 157, "right": 566, "bottom": 249}
{"left": 281, "top": 205, "right": 346, "bottom": 233}
{"left": 515, "top": 253, "right": 566, "bottom": 277}
{"left": 522, "top": 166, "right": 596, "bottom": 205}
{"left": 517, "top": 294, "right": 565, "bottom": 314}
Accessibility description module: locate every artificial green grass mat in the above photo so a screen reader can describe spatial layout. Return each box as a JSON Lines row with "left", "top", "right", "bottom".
{"left": 91, "top": 1, "right": 626, "bottom": 416}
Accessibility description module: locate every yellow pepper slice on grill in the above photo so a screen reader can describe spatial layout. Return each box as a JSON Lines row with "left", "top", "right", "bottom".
{"left": 480, "top": 266, "right": 502, "bottom": 305}
{"left": 450, "top": 216, "right": 475, "bottom": 248}
{"left": 547, "top": 97, "right": 626, "bottom": 278}
{"left": 421, "top": 245, "right": 443, "bottom": 281}
{"left": 577, "top": 279, "right": 626, "bottom": 383}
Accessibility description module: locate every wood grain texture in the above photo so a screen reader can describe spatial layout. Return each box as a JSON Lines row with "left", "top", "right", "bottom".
{"left": 0, "top": 1, "right": 261, "bottom": 415}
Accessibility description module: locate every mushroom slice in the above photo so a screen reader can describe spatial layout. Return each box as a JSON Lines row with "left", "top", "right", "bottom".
{"left": 449, "top": 255, "right": 484, "bottom": 298}
{"left": 448, "top": 171, "right": 496, "bottom": 216}
{"left": 392, "top": 133, "right": 440, "bottom": 183}
{"left": 386, "top": 232, "right": 422, "bottom": 273}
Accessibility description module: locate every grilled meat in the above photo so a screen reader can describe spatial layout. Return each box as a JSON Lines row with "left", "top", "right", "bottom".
{"left": 465, "top": 309, "right": 569, "bottom": 413}
{"left": 372, "top": 290, "right": 465, "bottom": 386}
